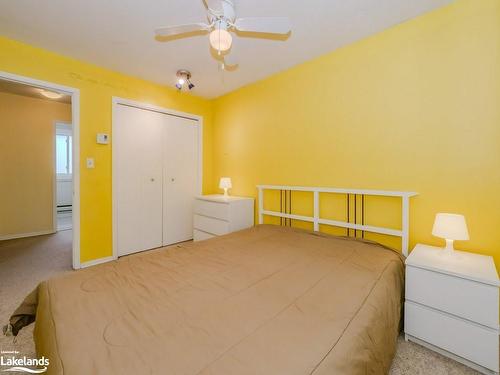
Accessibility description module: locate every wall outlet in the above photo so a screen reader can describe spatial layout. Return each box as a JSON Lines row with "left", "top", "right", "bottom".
{"left": 86, "top": 158, "right": 95, "bottom": 169}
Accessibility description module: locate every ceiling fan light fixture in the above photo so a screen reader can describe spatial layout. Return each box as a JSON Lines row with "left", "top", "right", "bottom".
{"left": 39, "top": 89, "right": 63, "bottom": 99}
{"left": 209, "top": 25, "right": 232, "bottom": 52}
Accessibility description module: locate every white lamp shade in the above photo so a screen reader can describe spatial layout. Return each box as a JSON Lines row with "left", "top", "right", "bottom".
{"left": 209, "top": 28, "right": 232, "bottom": 52}
{"left": 432, "top": 213, "right": 469, "bottom": 241}
{"left": 219, "top": 177, "right": 232, "bottom": 190}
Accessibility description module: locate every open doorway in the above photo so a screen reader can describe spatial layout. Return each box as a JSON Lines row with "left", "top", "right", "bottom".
{"left": 55, "top": 122, "right": 73, "bottom": 231}
{"left": 0, "top": 74, "right": 80, "bottom": 360}
{"left": 0, "top": 72, "right": 80, "bottom": 270}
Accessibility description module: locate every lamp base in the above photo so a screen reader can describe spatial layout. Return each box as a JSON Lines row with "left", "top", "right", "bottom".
{"left": 443, "top": 239, "right": 455, "bottom": 256}
{"left": 223, "top": 188, "right": 229, "bottom": 197}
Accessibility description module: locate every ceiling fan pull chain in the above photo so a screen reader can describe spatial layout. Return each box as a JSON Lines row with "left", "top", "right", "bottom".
{"left": 218, "top": 24, "right": 222, "bottom": 55}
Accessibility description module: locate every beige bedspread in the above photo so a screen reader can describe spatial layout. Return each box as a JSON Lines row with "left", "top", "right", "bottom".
{"left": 33, "top": 225, "right": 404, "bottom": 374}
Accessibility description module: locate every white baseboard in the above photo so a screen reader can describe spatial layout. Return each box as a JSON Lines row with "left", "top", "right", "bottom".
{"left": 0, "top": 229, "right": 55, "bottom": 241}
{"left": 57, "top": 225, "right": 73, "bottom": 231}
{"left": 80, "top": 255, "right": 116, "bottom": 269}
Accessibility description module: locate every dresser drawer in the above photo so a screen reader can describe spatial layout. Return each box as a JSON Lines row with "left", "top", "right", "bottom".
{"left": 405, "top": 302, "right": 499, "bottom": 371}
{"left": 193, "top": 214, "right": 229, "bottom": 236}
{"left": 193, "top": 229, "right": 215, "bottom": 242}
{"left": 406, "top": 266, "right": 498, "bottom": 328}
{"left": 194, "top": 199, "right": 230, "bottom": 220}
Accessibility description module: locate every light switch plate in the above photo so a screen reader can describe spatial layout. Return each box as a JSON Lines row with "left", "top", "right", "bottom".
{"left": 96, "top": 133, "right": 109, "bottom": 144}
{"left": 86, "top": 158, "right": 95, "bottom": 169}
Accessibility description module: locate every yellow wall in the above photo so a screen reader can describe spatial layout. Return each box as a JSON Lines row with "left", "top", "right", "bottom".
{"left": 0, "top": 92, "right": 71, "bottom": 237}
{"left": 1, "top": 0, "right": 498, "bottom": 265}
{"left": 0, "top": 36, "right": 214, "bottom": 263}
{"left": 212, "top": 0, "right": 500, "bottom": 264}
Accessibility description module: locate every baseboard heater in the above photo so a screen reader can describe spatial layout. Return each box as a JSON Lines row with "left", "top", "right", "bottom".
{"left": 57, "top": 205, "right": 72, "bottom": 213}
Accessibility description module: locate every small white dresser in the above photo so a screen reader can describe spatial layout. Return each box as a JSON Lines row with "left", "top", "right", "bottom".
{"left": 193, "top": 195, "right": 254, "bottom": 241}
{"left": 405, "top": 244, "right": 499, "bottom": 374}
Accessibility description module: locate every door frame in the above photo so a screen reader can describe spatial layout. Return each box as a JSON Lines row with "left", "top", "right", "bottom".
{"left": 0, "top": 70, "right": 81, "bottom": 269}
{"left": 111, "top": 97, "right": 203, "bottom": 260}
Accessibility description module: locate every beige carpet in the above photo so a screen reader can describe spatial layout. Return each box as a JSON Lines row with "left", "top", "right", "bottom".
{"left": 0, "top": 230, "right": 73, "bottom": 360}
{"left": 0, "top": 231, "right": 478, "bottom": 374}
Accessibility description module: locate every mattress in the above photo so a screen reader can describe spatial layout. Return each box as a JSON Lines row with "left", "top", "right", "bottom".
{"left": 33, "top": 224, "right": 404, "bottom": 374}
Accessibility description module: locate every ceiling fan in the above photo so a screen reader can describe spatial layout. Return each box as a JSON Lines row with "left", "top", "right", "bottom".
{"left": 154, "top": 0, "right": 291, "bottom": 68}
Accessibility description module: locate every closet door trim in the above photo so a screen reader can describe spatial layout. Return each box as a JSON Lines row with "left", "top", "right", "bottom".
{"left": 111, "top": 97, "right": 203, "bottom": 260}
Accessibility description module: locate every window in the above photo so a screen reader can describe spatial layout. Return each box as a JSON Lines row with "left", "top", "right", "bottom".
{"left": 56, "top": 123, "right": 72, "bottom": 176}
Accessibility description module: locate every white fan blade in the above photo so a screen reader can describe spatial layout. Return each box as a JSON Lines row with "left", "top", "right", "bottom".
{"left": 221, "top": 0, "right": 235, "bottom": 21}
{"left": 234, "top": 17, "right": 291, "bottom": 34}
{"left": 204, "top": 0, "right": 223, "bottom": 13}
{"left": 155, "top": 23, "right": 210, "bottom": 37}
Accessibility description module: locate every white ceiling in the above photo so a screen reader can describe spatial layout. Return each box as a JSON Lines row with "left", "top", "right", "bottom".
{"left": 0, "top": 0, "right": 452, "bottom": 98}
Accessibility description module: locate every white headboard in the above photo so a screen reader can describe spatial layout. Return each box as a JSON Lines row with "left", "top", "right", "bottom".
{"left": 257, "top": 185, "right": 417, "bottom": 256}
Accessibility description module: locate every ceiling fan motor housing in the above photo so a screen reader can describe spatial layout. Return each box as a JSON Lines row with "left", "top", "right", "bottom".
{"left": 207, "top": 0, "right": 236, "bottom": 23}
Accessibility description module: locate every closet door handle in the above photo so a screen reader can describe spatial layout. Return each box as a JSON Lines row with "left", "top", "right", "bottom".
{"left": 171, "top": 178, "right": 175, "bottom": 182}
{"left": 150, "top": 178, "right": 155, "bottom": 182}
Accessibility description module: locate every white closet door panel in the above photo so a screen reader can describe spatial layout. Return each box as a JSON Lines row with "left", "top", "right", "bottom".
{"left": 163, "top": 116, "right": 199, "bottom": 245}
{"left": 115, "top": 105, "right": 163, "bottom": 256}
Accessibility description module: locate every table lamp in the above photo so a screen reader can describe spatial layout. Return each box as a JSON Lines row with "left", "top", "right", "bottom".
{"left": 432, "top": 213, "right": 469, "bottom": 255}
{"left": 219, "top": 177, "right": 232, "bottom": 197}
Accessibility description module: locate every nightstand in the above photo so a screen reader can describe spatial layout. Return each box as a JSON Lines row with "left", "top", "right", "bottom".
{"left": 405, "top": 244, "right": 499, "bottom": 374}
{"left": 193, "top": 195, "right": 254, "bottom": 241}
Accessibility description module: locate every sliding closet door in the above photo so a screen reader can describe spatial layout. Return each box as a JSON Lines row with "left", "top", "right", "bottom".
{"left": 115, "top": 105, "right": 164, "bottom": 256}
{"left": 163, "top": 116, "right": 199, "bottom": 245}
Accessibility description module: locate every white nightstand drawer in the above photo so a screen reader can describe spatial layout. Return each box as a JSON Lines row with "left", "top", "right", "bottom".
{"left": 193, "top": 229, "right": 215, "bottom": 242}
{"left": 406, "top": 266, "right": 499, "bottom": 328}
{"left": 194, "top": 214, "right": 230, "bottom": 236}
{"left": 405, "top": 302, "right": 499, "bottom": 372}
{"left": 194, "top": 199, "right": 230, "bottom": 220}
